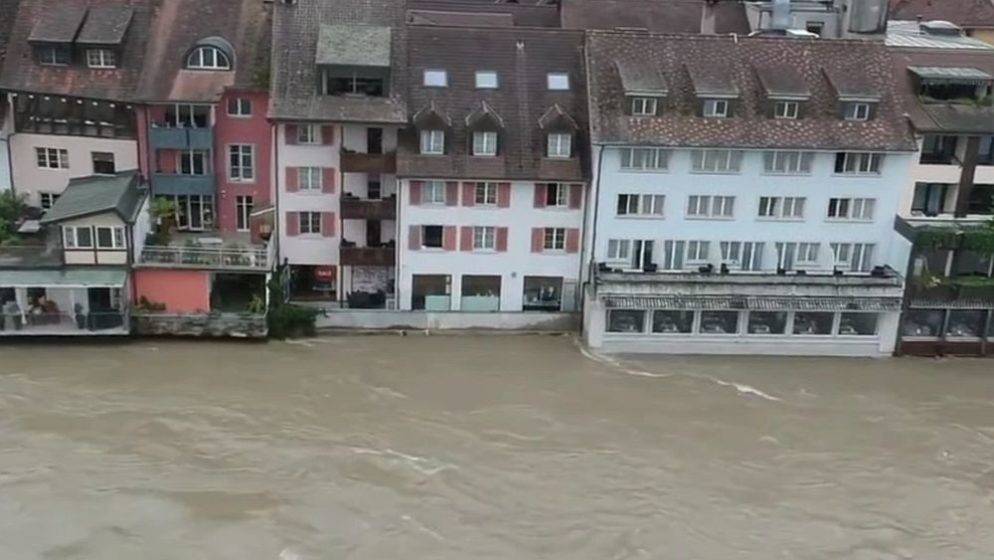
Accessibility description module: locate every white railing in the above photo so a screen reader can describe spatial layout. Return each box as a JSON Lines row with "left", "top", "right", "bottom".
{"left": 140, "top": 245, "right": 270, "bottom": 270}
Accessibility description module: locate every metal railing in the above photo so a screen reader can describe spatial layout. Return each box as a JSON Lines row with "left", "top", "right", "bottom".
{"left": 139, "top": 245, "right": 271, "bottom": 270}
{"left": 0, "top": 310, "right": 129, "bottom": 334}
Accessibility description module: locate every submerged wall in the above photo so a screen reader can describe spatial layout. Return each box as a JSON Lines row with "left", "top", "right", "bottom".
{"left": 132, "top": 312, "right": 267, "bottom": 338}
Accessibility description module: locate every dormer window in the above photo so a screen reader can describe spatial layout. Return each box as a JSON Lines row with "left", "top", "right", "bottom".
{"left": 473, "top": 131, "right": 497, "bottom": 157}
{"left": 420, "top": 130, "right": 445, "bottom": 155}
{"left": 630, "top": 97, "right": 659, "bottom": 117}
{"left": 774, "top": 101, "right": 799, "bottom": 120}
{"left": 842, "top": 102, "right": 871, "bottom": 121}
{"left": 37, "top": 44, "right": 71, "bottom": 65}
{"left": 547, "top": 133, "right": 572, "bottom": 159}
{"left": 187, "top": 45, "right": 231, "bottom": 70}
{"left": 423, "top": 69, "right": 447, "bottom": 87}
{"left": 547, "top": 73, "right": 570, "bottom": 91}
{"left": 909, "top": 66, "right": 993, "bottom": 103}
{"left": 86, "top": 48, "right": 116, "bottom": 69}
{"left": 475, "top": 71, "right": 498, "bottom": 89}
{"left": 702, "top": 99, "right": 729, "bottom": 118}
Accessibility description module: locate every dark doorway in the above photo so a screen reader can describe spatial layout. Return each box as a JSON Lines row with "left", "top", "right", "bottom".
{"left": 367, "top": 127, "right": 383, "bottom": 154}
{"left": 366, "top": 220, "right": 381, "bottom": 246}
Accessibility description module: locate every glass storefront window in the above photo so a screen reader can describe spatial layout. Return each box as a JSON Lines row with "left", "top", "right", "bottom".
{"left": 902, "top": 309, "right": 944, "bottom": 338}
{"left": 699, "top": 311, "right": 739, "bottom": 334}
{"left": 747, "top": 311, "right": 787, "bottom": 335}
{"left": 945, "top": 310, "right": 986, "bottom": 338}
{"left": 607, "top": 310, "right": 646, "bottom": 333}
{"left": 652, "top": 310, "right": 694, "bottom": 334}
{"left": 839, "top": 313, "right": 877, "bottom": 336}
{"left": 793, "top": 312, "right": 833, "bottom": 335}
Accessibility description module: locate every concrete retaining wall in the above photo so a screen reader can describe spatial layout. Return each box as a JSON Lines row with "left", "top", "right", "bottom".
{"left": 314, "top": 309, "right": 579, "bottom": 332}
{"left": 132, "top": 313, "right": 268, "bottom": 338}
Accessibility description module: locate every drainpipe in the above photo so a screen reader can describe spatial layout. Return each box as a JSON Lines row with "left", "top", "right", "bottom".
{"left": 953, "top": 135, "right": 980, "bottom": 218}
{"left": 580, "top": 143, "right": 605, "bottom": 340}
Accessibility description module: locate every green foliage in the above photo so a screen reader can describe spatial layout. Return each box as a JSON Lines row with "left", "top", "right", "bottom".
{"left": 135, "top": 296, "right": 167, "bottom": 313}
{"left": 265, "top": 267, "right": 317, "bottom": 339}
{"left": 247, "top": 294, "right": 266, "bottom": 314}
{"left": 0, "top": 190, "right": 27, "bottom": 245}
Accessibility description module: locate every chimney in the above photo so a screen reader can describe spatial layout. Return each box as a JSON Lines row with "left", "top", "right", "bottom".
{"left": 701, "top": 0, "right": 717, "bottom": 35}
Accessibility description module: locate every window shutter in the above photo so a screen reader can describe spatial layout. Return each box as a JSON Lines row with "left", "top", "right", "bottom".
{"left": 568, "top": 184, "right": 583, "bottom": 209}
{"left": 460, "top": 226, "right": 473, "bottom": 251}
{"left": 566, "top": 228, "right": 580, "bottom": 253}
{"left": 443, "top": 226, "right": 457, "bottom": 251}
{"left": 322, "top": 167, "right": 336, "bottom": 193}
{"left": 285, "top": 167, "right": 299, "bottom": 192}
{"left": 462, "top": 182, "right": 476, "bottom": 207}
{"left": 531, "top": 228, "right": 544, "bottom": 253}
{"left": 533, "top": 184, "right": 546, "bottom": 208}
{"left": 497, "top": 182, "right": 511, "bottom": 208}
{"left": 408, "top": 225, "right": 421, "bottom": 250}
{"left": 286, "top": 212, "right": 299, "bottom": 236}
{"left": 496, "top": 227, "right": 508, "bottom": 252}
{"left": 321, "top": 125, "right": 335, "bottom": 145}
{"left": 322, "top": 212, "right": 336, "bottom": 237}
{"left": 285, "top": 124, "right": 298, "bottom": 146}
{"left": 409, "top": 181, "right": 423, "bottom": 205}
{"left": 445, "top": 181, "right": 459, "bottom": 206}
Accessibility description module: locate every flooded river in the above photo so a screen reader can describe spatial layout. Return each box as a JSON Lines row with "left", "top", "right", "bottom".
{"left": 1, "top": 335, "right": 992, "bottom": 559}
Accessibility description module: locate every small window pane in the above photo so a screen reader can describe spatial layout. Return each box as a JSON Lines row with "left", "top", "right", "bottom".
{"left": 607, "top": 310, "right": 646, "bottom": 333}
{"left": 423, "top": 70, "right": 448, "bottom": 87}
{"left": 547, "top": 73, "right": 570, "bottom": 90}
{"left": 652, "top": 310, "right": 693, "bottom": 334}
{"left": 475, "top": 71, "right": 498, "bottom": 89}
{"left": 699, "top": 311, "right": 739, "bottom": 334}
{"left": 748, "top": 312, "right": 788, "bottom": 335}
{"left": 793, "top": 312, "right": 833, "bottom": 335}
{"left": 946, "top": 310, "right": 986, "bottom": 338}
{"left": 902, "top": 309, "right": 945, "bottom": 338}
{"left": 839, "top": 313, "right": 878, "bottom": 336}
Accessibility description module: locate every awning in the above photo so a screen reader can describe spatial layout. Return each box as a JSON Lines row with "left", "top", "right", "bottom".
{"left": 0, "top": 269, "right": 128, "bottom": 288}
{"left": 908, "top": 66, "right": 992, "bottom": 82}
{"left": 603, "top": 295, "right": 902, "bottom": 312}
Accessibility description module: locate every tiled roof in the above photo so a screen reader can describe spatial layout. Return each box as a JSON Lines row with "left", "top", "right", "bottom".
{"left": 40, "top": 170, "right": 146, "bottom": 224}
{"left": 0, "top": 0, "right": 20, "bottom": 66}
{"left": 886, "top": 19, "right": 994, "bottom": 49}
{"left": 586, "top": 31, "right": 918, "bottom": 151}
{"left": 890, "top": 47, "right": 994, "bottom": 133}
{"left": 76, "top": 5, "right": 134, "bottom": 45}
{"left": 397, "top": 25, "right": 589, "bottom": 182}
{"left": 270, "top": 0, "right": 408, "bottom": 123}
{"left": 134, "top": 0, "right": 272, "bottom": 102}
{"left": 889, "top": 0, "right": 994, "bottom": 28}
{"left": 560, "top": 0, "right": 750, "bottom": 34}
{"left": 407, "top": 0, "right": 561, "bottom": 28}
{"left": 0, "top": 0, "right": 155, "bottom": 101}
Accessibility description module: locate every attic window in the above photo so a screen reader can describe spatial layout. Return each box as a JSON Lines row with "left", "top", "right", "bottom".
{"left": 702, "top": 99, "right": 729, "bottom": 118}
{"left": 475, "top": 71, "right": 498, "bottom": 89}
{"left": 547, "top": 73, "right": 570, "bottom": 91}
{"left": 630, "top": 97, "right": 658, "bottom": 117}
{"left": 842, "top": 102, "right": 871, "bottom": 121}
{"left": 86, "top": 49, "right": 117, "bottom": 69}
{"left": 186, "top": 45, "right": 231, "bottom": 70}
{"left": 423, "top": 69, "right": 448, "bottom": 87}
{"left": 37, "top": 45, "right": 71, "bottom": 66}
{"left": 774, "top": 101, "right": 799, "bottom": 120}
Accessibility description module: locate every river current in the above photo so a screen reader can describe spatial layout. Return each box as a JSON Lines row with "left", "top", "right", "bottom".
{"left": 1, "top": 335, "right": 992, "bottom": 559}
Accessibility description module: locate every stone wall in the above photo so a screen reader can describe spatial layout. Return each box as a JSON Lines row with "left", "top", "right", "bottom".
{"left": 132, "top": 313, "right": 268, "bottom": 338}
{"left": 313, "top": 309, "right": 579, "bottom": 332}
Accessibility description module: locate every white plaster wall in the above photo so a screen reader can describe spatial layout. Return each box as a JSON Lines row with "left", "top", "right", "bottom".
{"left": 899, "top": 135, "right": 994, "bottom": 217}
{"left": 397, "top": 179, "right": 585, "bottom": 311}
{"left": 0, "top": 100, "right": 12, "bottom": 191}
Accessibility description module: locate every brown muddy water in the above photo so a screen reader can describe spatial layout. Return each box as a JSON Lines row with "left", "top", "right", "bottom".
{"left": 0, "top": 335, "right": 992, "bottom": 559}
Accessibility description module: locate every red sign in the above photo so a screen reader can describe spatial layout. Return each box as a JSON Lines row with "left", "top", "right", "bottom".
{"left": 314, "top": 266, "right": 336, "bottom": 281}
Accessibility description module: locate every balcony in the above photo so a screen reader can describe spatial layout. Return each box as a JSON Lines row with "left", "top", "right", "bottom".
{"left": 909, "top": 276, "right": 994, "bottom": 307}
{"left": 340, "top": 150, "right": 397, "bottom": 173}
{"left": 151, "top": 173, "right": 216, "bottom": 196}
{"left": 149, "top": 126, "right": 214, "bottom": 150}
{"left": 341, "top": 195, "right": 396, "bottom": 220}
{"left": 340, "top": 244, "right": 395, "bottom": 266}
{"left": 1, "top": 310, "right": 130, "bottom": 336}
{"left": 139, "top": 244, "right": 271, "bottom": 272}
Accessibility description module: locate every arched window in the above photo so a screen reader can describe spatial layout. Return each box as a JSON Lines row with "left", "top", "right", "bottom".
{"left": 186, "top": 45, "right": 231, "bottom": 70}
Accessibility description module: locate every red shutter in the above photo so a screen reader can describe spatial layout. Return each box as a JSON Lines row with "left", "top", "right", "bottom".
{"left": 497, "top": 182, "right": 511, "bottom": 208}
{"left": 462, "top": 182, "right": 476, "bottom": 207}
{"left": 445, "top": 181, "right": 459, "bottom": 206}
{"left": 285, "top": 124, "right": 298, "bottom": 145}
{"left": 496, "top": 227, "right": 508, "bottom": 252}
{"left": 531, "top": 228, "right": 544, "bottom": 253}
{"left": 566, "top": 228, "right": 580, "bottom": 253}
{"left": 322, "top": 167, "right": 336, "bottom": 193}
{"left": 409, "top": 181, "right": 423, "bottom": 205}
{"left": 533, "top": 183, "right": 546, "bottom": 208}
{"left": 285, "top": 167, "right": 298, "bottom": 192}
{"left": 569, "top": 184, "right": 583, "bottom": 210}
{"left": 460, "top": 226, "right": 474, "bottom": 251}
{"left": 408, "top": 225, "right": 421, "bottom": 250}
{"left": 322, "top": 212, "right": 336, "bottom": 237}
{"left": 443, "top": 226, "right": 457, "bottom": 251}
{"left": 321, "top": 125, "right": 335, "bottom": 145}
{"left": 286, "top": 212, "right": 299, "bottom": 236}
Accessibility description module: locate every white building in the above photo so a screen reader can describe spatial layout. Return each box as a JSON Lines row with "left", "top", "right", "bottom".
{"left": 582, "top": 31, "right": 918, "bottom": 356}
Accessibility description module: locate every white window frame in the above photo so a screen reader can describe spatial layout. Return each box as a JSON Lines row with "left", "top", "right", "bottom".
{"left": 36, "top": 147, "right": 69, "bottom": 169}
{"left": 687, "top": 195, "right": 734, "bottom": 219}
{"left": 63, "top": 226, "right": 93, "bottom": 249}
{"left": 764, "top": 151, "right": 813, "bottom": 175}
{"left": 758, "top": 196, "right": 805, "bottom": 220}
{"left": 545, "top": 183, "right": 568, "bottom": 207}
{"left": 423, "top": 69, "right": 448, "bottom": 87}
{"left": 702, "top": 99, "right": 729, "bottom": 118}
{"left": 421, "top": 129, "right": 445, "bottom": 155}
{"left": 186, "top": 46, "right": 231, "bottom": 70}
{"left": 843, "top": 102, "right": 871, "bottom": 121}
{"left": 475, "top": 182, "right": 498, "bottom": 205}
{"left": 720, "top": 241, "right": 741, "bottom": 263}
{"left": 620, "top": 147, "right": 668, "bottom": 171}
{"left": 178, "top": 150, "right": 209, "bottom": 176}
{"left": 797, "top": 242, "right": 820, "bottom": 265}
{"left": 831, "top": 242, "right": 875, "bottom": 272}
{"left": 475, "top": 70, "right": 498, "bottom": 89}
{"left": 298, "top": 167, "right": 323, "bottom": 191}
{"left": 228, "top": 144, "right": 255, "bottom": 182}
{"left": 773, "top": 101, "right": 799, "bottom": 120}
{"left": 227, "top": 97, "right": 252, "bottom": 117}
{"left": 423, "top": 180, "right": 446, "bottom": 204}
{"left": 547, "top": 72, "right": 570, "bottom": 91}
{"left": 607, "top": 239, "right": 631, "bottom": 262}
{"left": 297, "top": 124, "right": 319, "bottom": 144}
{"left": 837, "top": 152, "right": 883, "bottom": 175}
{"left": 691, "top": 149, "right": 742, "bottom": 173}
{"left": 617, "top": 194, "right": 664, "bottom": 217}
{"left": 631, "top": 97, "right": 658, "bottom": 116}
{"left": 473, "top": 226, "right": 496, "bottom": 250}
{"left": 40, "top": 192, "right": 60, "bottom": 210}
{"left": 547, "top": 133, "right": 571, "bottom": 158}
{"left": 236, "top": 195, "right": 253, "bottom": 232}
{"left": 472, "top": 131, "right": 498, "bottom": 156}
{"left": 86, "top": 48, "right": 116, "bottom": 69}
{"left": 299, "top": 211, "right": 322, "bottom": 235}
{"left": 95, "top": 226, "right": 126, "bottom": 249}
{"left": 686, "top": 240, "right": 710, "bottom": 263}
{"left": 544, "top": 227, "right": 566, "bottom": 251}
{"left": 827, "top": 197, "right": 875, "bottom": 221}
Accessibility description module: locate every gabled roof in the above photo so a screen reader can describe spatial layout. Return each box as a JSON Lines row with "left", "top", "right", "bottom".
{"left": 889, "top": 0, "right": 994, "bottom": 28}
{"left": 585, "top": 31, "right": 917, "bottom": 151}
{"left": 412, "top": 100, "right": 452, "bottom": 127}
{"left": 40, "top": 170, "right": 146, "bottom": 225}
{"left": 687, "top": 62, "right": 738, "bottom": 97}
{"left": 537, "top": 104, "right": 579, "bottom": 131}
{"left": 465, "top": 100, "right": 505, "bottom": 129}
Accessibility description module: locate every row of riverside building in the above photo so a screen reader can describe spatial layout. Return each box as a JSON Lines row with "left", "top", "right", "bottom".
{"left": 0, "top": 0, "right": 993, "bottom": 357}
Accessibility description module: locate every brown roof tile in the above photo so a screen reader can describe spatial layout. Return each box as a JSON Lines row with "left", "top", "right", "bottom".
{"left": 407, "top": 0, "right": 561, "bottom": 28}
{"left": 890, "top": 47, "right": 994, "bottom": 133}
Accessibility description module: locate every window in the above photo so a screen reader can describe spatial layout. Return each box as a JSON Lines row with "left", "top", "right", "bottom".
{"left": 297, "top": 124, "right": 318, "bottom": 144}
{"left": 475, "top": 182, "right": 498, "bottom": 205}
{"left": 186, "top": 46, "right": 231, "bottom": 70}
{"left": 797, "top": 242, "right": 820, "bottom": 264}
{"left": 462, "top": 276, "right": 501, "bottom": 310}
{"left": 805, "top": 21, "right": 824, "bottom": 35}
{"left": 620, "top": 147, "right": 668, "bottom": 171}
{"left": 773, "top": 101, "right": 799, "bottom": 120}
{"left": 763, "top": 151, "right": 813, "bottom": 174}
{"left": 472, "top": 131, "right": 497, "bottom": 156}
{"left": 839, "top": 313, "right": 877, "bottom": 336}
{"left": 323, "top": 71, "right": 385, "bottom": 96}
{"left": 843, "top": 102, "right": 870, "bottom": 121}
{"left": 547, "top": 133, "right": 571, "bottom": 158}
{"left": 793, "top": 312, "right": 833, "bottom": 335}
{"left": 617, "top": 194, "right": 664, "bottom": 217}
{"left": 164, "top": 104, "right": 210, "bottom": 128}
{"left": 236, "top": 196, "right": 253, "bottom": 231}
{"left": 835, "top": 152, "right": 882, "bottom": 175}
{"left": 544, "top": 183, "right": 568, "bottom": 207}
{"left": 920, "top": 135, "right": 958, "bottom": 165}
{"left": 63, "top": 226, "right": 93, "bottom": 249}
{"left": 607, "top": 239, "right": 631, "bottom": 262}
{"left": 86, "top": 49, "right": 116, "bottom": 69}
{"left": 631, "top": 97, "right": 658, "bottom": 116}
{"left": 168, "top": 194, "right": 215, "bottom": 230}
{"left": 606, "top": 239, "right": 653, "bottom": 269}
{"left": 523, "top": 276, "right": 563, "bottom": 312}
{"left": 661, "top": 240, "right": 686, "bottom": 270}
{"left": 37, "top": 45, "right": 70, "bottom": 65}
{"left": 776, "top": 242, "right": 819, "bottom": 270}
{"left": 739, "top": 241, "right": 764, "bottom": 271}
{"left": 748, "top": 311, "right": 787, "bottom": 335}
{"left": 691, "top": 149, "right": 742, "bottom": 173}
{"left": 912, "top": 183, "right": 950, "bottom": 215}
{"left": 423, "top": 181, "right": 446, "bottom": 204}
{"left": 686, "top": 195, "right": 734, "bottom": 218}
{"left": 686, "top": 240, "right": 710, "bottom": 262}
{"left": 758, "top": 196, "right": 805, "bottom": 220}
{"left": 96, "top": 226, "right": 125, "bottom": 249}
{"left": 298, "top": 167, "right": 323, "bottom": 191}
{"left": 422, "top": 225, "right": 444, "bottom": 248}
{"left": 830, "top": 243, "right": 874, "bottom": 272}
{"left": 299, "top": 212, "right": 321, "bottom": 235}
{"left": 607, "top": 310, "right": 646, "bottom": 333}
{"left": 544, "top": 228, "right": 566, "bottom": 251}
{"left": 475, "top": 71, "right": 498, "bottom": 89}
{"left": 827, "top": 197, "right": 875, "bottom": 220}
{"left": 227, "top": 97, "right": 252, "bottom": 117}
{"left": 228, "top": 145, "right": 255, "bottom": 181}
{"left": 420, "top": 130, "right": 445, "bottom": 155}
{"left": 179, "top": 150, "right": 209, "bottom": 175}
{"left": 473, "top": 226, "right": 496, "bottom": 250}
{"left": 699, "top": 311, "right": 739, "bottom": 334}
{"left": 702, "top": 99, "right": 729, "bottom": 118}
{"left": 547, "top": 73, "right": 569, "bottom": 90}
{"left": 652, "top": 310, "right": 694, "bottom": 334}
{"left": 39, "top": 193, "right": 60, "bottom": 210}
{"left": 36, "top": 147, "right": 68, "bottom": 169}
{"left": 720, "top": 241, "right": 741, "bottom": 263}
{"left": 92, "top": 152, "right": 115, "bottom": 175}
{"left": 423, "top": 69, "right": 447, "bottom": 87}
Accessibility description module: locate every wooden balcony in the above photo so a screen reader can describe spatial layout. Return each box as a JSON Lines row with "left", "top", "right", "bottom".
{"left": 340, "top": 150, "right": 397, "bottom": 173}
{"left": 340, "top": 245, "right": 395, "bottom": 267}
{"left": 341, "top": 195, "right": 396, "bottom": 220}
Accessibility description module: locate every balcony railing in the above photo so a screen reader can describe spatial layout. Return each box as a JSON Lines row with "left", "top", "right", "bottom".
{"left": 341, "top": 195, "right": 397, "bottom": 220}
{"left": 151, "top": 173, "right": 216, "bottom": 196}
{"left": 340, "top": 245, "right": 395, "bottom": 266}
{"left": 340, "top": 151, "right": 397, "bottom": 173}
{"left": 150, "top": 126, "right": 214, "bottom": 150}
{"left": 139, "top": 245, "right": 271, "bottom": 271}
